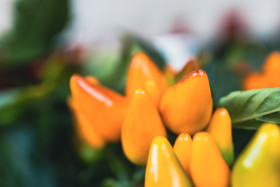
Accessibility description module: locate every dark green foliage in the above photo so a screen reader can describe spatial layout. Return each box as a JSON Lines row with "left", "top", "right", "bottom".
{"left": 84, "top": 33, "right": 166, "bottom": 94}
{"left": 0, "top": 0, "right": 69, "bottom": 67}
{"left": 219, "top": 87, "right": 280, "bottom": 129}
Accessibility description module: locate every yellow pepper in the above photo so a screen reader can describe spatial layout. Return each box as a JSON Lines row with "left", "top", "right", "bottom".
{"left": 207, "top": 108, "right": 234, "bottom": 166}
{"left": 232, "top": 123, "right": 280, "bottom": 187}
{"left": 190, "top": 132, "right": 230, "bottom": 187}
{"left": 160, "top": 69, "right": 213, "bottom": 135}
{"left": 145, "top": 136, "right": 193, "bottom": 187}
{"left": 121, "top": 88, "right": 167, "bottom": 166}
{"left": 173, "top": 133, "right": 192, "bottom": 175}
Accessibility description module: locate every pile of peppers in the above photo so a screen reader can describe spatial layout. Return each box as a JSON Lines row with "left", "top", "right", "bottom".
{"left": 69, "top": 52, "right": 280, "bottom": 187}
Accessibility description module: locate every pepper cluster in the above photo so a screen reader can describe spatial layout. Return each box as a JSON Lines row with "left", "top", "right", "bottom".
{"left": 69, "top": 52, "right": 280, "bottom": 187}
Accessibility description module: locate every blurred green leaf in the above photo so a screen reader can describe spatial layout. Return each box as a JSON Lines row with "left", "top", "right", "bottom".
{"left": 84, "top": 34, "right": 166, "bottom": 94}
{"left": 0, "top": 54, "right": 76, "bottom": 125}
{"left": 223, "top": 42, "right": 268, "bottom": 69}
{"left": 78, "top": 143, "right": 105, "bottom": 164}
{"left": 124, "top": 34, "right": 166, "bottom": 70}
{"left": 0, "top": 0, "right": 69, "bottom": 67}
{"left": 101, "top": 178, "right": 122, "bottom": 187}
{"left": 84, "top": 48, "right": 129, "bottom": 94}
{"left": 204, "top": 59, "right": 241, "bottom": 104}
{"left": 203, "top": 41, "right": 270, "bottom": 104}
{"left": 0, "top": 128, "right": 55, "bottom": 187}
{"left": 218, "top": 87, "right": 280, "bottom": 129}
{"left": 0, "top": 85, "right": 51, "bottom": 124}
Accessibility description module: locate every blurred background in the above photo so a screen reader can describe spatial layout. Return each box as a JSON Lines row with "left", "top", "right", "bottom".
{"left": 2, "top": 0, "right": 280, "bottom": 41}
{"left": 0, "top": 0, "right": 279, "bottom": 186}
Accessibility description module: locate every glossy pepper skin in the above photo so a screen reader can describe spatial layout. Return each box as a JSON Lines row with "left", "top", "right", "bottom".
{"left": 145, "top": 136, "right": 193, "bottom": 187}
{"left": 207, "top": 108, "right": 234, "bottom": 166}
{"left": 173, "top": 133, "right": 192, "bottom": 175}
{"left": 69, "top": 76, "right": 104, "bottom": 148}
{"left": 70, "top": 74, "right": 128, "bottom": 142}
{"left": 232, "top": 123, "right": 280, "bottom": 187}
{"left": 190, "top": 132, "right": 230, "bottom": 187}
{"left": 121, "top": 88, "right": 167, "bottom": 166}
{"left": 125, "top": 52, "right": 168, "bottom": 107}
{"left": 160, "top": 69, "right": 213, "bottom": 135}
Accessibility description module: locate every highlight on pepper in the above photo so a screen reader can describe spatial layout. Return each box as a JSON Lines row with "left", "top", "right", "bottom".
{"left": 70, "top": 74, "right": 129, "bottom": 143}
{"left": 145, "top": 136, "right": 193, "bottom": 187}
{"left": 160, "top": 69, "right": 213, "bottom": 135}
{"left": 232, "top": 123, "right": 280, "bottom": 187}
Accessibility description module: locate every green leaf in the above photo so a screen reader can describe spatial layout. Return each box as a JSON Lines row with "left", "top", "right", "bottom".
{"left": 231, "top": 119, "right": 263, "bottom": 130}
{"left": 218, "top": 87, "right": 280, "bottom": 129}
{"left": 0, "top": 0, "right": 69, "bottom": 66}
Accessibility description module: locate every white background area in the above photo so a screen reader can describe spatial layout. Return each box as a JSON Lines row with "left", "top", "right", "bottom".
{"left": 0, "top": 0, "right": 280, "bottom": 43}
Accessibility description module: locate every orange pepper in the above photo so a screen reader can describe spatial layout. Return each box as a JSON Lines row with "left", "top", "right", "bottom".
{"left": 173, "top": 133, "right": 192, "bottom": 175}
{"left": 207, "top": 108, "right": 234, "bottom": 166}
{"left": 68, "top": 97, "right": 104, "bottom": 149}
{"left": 125, "top": 52, "right": 168, "bottom": 107}
{"left": 263, "top": 52, "right": 280, "bottom": 87}
{"left": 263, "top": 52, "right": 280, "bottom": 76}
{"left": 70, "top": 74, "right": 128, "bottom": 142}
{"left": 160, "top": 69, "right": 213, "bottom": 135}
{"left": 190, "top": 132, "right": 230, "bottom": 187}
{"left": 243, "top": 72, "right": 271, "bottom": 90}
{"left": 243, "top": 51, "right": 280, "bottom": 90}
{"left": 144, "top": 80, "right": 162, "bottom": 108}
{"left": 145, "top": 136, "right": 193, "bottom": 187}
{"left": 121, "top": 88, "right": 167, "bottom": 166}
